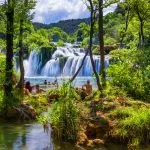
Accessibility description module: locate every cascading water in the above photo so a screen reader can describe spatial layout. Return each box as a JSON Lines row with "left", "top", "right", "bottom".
{"left": 24, "top": 51, "right": 43, "bottom": 76}
{"left": 24, "top": 43, "right": 110, "bottom": 77}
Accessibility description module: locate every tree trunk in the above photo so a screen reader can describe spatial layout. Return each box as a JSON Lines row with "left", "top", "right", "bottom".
{"left": 71, "top": 0, "right": 102, "bottom": 91}
{"left": 120, "top": 6, "right": 130, "bottom": 46}
{"left": 17, "top": 18, "right": 24, "bottom": 97}
{"left": 4, "top": 0, "right": 15, "bottom": 110}
{"left": 17, "top": 0, "right": 29, "bottom": 98}
{"left": 98, "top": 0, "right": 106, "bottom": 87}
{"left": 135, "top": 5, "right": 144, "bottom": 47}
{"left": 140, "top": 20, "right": 144, "bottom": 47}
{"left": 89, "top": 0, "right": 102, "bottom": 91}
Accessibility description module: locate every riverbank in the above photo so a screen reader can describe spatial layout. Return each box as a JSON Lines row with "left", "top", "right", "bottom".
{"left": 0, "top": 87, "right": 150, "bottom": 150}
{"left": 47, "top": 86, "right": 150, "bottom": 149}
{"left": 76, "top": 97, "right": 150, "bottom": 149}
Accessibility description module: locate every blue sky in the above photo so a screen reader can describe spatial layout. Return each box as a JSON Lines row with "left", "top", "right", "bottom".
{"left": 33, "top": 0, "right": 116, "bottom": 24}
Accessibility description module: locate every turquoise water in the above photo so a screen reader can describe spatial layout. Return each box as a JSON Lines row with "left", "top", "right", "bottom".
{"left": 25, "top": 76, "right": 98, "bottom": 89}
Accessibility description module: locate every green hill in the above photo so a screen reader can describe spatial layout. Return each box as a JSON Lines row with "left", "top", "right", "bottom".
{"left": 33, "top": 18, "right": 90, "bottom": 34}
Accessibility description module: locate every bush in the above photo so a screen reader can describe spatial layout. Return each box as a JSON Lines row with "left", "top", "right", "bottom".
{"left": 109, "top": 106, "right": 150, "bottom": 148}
{"left": 0, "top": 54, "right": 5, "bottom": 89}
{"left": 107, "top": 48, "right": 150, "bottom": 101}
{"left": 48, "top": 83, "right": 80, "bottom": 141}
{"left": 57, "top": 40, "right": 65, "bottom": 47}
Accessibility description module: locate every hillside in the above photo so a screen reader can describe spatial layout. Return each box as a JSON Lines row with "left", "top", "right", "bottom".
{"left": 33, "top": 18, "right": 90, "bottom": 34}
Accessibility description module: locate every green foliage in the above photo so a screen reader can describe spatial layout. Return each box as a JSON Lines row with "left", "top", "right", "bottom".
{"left": 49, "top": 27, "right": 68, "bottom": 42}
{"left": 0, "top": 54, "right": 5, "bottom": 89}
{"left": 33, "top": 18, "right": 90, "bottom": 34}
{"left": 27, "top": 29, "right": 50, "bottom": 49}
{"left": 0, "top": 39, "right": 5, "bottom": 49}
{"left": 104, "top": 36, "right": 118, "bottom": 45}
{"left": 2, "top": 89, "right": 22, "bottom": 112}
{"left": 37, "top": 115, "right": 48, "bottom": 124}
{"left": 24, "top": 94, "right": 48, "bottom": 115}
{"left": 0, "top": 91, "right": 4, "bottom": 110}
{"left": 48, "top": 83, "right": 80, "bottom": 141}
{"left": 76, "top": 23, "right": 90, "bottom": 42}
{"left": 104, "top": 13, "right": 124, "bottom": 44}
{"left": 110, "top": 106, "right": 150, "bottom": 147}
{"left": 57, "top": 40, "right": 65, "bottom": 47}
{"left": 107, "top": 48, "right": 150, "bottom": 100}
{"left": 0, "top": 54, "right": 21, "bottom": 111}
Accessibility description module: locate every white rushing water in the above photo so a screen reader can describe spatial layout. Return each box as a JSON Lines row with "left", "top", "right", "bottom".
{"left": 23, "top": 43, "right": 110, "bottom": 77}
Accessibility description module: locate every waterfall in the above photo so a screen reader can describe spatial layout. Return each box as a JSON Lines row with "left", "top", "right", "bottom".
{"left": 24, "top": 51, "right": 42, "bottom": 76}
{"left": 24, "top": 43, "right": 110, "bottom": 77}
{"left": 41, "top": 59, "right": 61, "bottom": 76}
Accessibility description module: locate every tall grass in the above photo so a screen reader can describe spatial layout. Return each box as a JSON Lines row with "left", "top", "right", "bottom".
{"left": 110, "top": 106, "right": 150, "bottom": 148}
{"left": 49, "top": 83, "right": 80, "bottom": 141}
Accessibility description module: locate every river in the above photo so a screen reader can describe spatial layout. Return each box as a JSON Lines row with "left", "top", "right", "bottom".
{"left": 0, "top": 122, "right": 131, "bottom": 150}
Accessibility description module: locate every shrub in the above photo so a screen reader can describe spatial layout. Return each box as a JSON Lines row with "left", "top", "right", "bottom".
{"left": 48, "top": 83, "right": 80, "bottom": 141}
{"left": 110, "top": 106, "right": 150, "bottom": 148}
{"left": 107, "top": 48, "right": 150, "bottom": 101}
{"left": 57, "top": 40, "right": 65, "bottom": 47}
{"left": 0, "top": 54, "right": 5, "bottom": 90}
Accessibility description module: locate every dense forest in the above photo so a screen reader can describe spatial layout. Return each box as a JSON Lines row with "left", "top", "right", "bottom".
{"left": 33, "top": 18, "right": 90, "bottom": 34}
{"left": 0, "top": 0, "right": 150, "bottom": 149}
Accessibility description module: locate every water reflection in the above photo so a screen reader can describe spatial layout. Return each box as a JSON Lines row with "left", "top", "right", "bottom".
{"left": 0, "top": 123, "right": 149, "bottom": 150}
{"left": 0, "top": 123, "right": 53, "bottom": 150}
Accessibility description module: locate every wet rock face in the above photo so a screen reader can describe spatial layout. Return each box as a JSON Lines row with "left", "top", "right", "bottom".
{"left": 6, "top": 104, "right": 36, "bottom": 121}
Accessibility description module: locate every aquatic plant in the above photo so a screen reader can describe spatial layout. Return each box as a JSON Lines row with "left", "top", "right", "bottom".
{"left": 49, "top": 83, "right": 80, "bottom": 141}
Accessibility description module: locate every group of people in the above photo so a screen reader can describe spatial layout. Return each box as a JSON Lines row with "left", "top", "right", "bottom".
{"left": 44, "top": 79, "right": 58, "bottom": 88}
{"left": 24, "top": 81, "right": 45, "bottom": 95}
{"left": 24, "top": 78, "right": 59, "bottom": 95}
{"left": 24, "top": 79, "right": 93, "bottom": 97}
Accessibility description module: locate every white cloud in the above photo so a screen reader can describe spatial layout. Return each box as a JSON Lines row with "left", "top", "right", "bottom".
{"left": 33, "top": 0, "right": 90, "bottom": 24}
{"left": 0, "top": 0, "right": 116, "bottom": 24}
{"left": 33, "top": 0, "right": 116, "bottom": 24}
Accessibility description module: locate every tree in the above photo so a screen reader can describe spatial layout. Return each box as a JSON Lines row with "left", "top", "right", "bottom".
{"left": 97, "top": 0, "right": 119, "bottom": 87}
{"left": 98, "top": 0, "right": 106, "bottom": 87}
{"left": 123, "top": 0, "right": 150, "bottom": 47}
{"left": 4, "top": 0, "right": 15, "bottom": 110}
{"left": 71, "top": 0, "right": 102, "bottom": 91}
{"left": 17, "top": 0, "right": 35, "bottom": 97}
{"left": 76, "top": 23, "right": 90, "bottom": 42}
{"left": 88, "top": 0, "right": 103, "bottom": 91}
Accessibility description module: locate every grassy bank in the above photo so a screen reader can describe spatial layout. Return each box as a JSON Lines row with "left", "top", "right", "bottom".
{"left": 45, "top": 85, "right": 150, "bottom": 149}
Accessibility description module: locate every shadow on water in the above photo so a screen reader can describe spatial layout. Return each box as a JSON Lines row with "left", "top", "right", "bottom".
{"left": 0, "top": 122, "right": 149, "bottom": 150}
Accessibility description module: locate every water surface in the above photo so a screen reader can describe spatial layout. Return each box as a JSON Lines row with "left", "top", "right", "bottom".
{"left": 0, "top": 123, "right": 149, "bottom": 150}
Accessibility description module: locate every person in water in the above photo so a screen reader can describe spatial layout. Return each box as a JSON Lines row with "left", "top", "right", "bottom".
{"left": 53, "top": 77, "right": 58, "bottom": 88}
{"left": 35, "top": 84, "right": 45, "bottom": 94}
{"left": 25, "top": 81, "right": 32, "bottom": 93}
{"left": 82, "top": 80, "right": 92, "bottom": 95}
{"left": 44, "top": 80, "right": 47, "bottom": 85}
